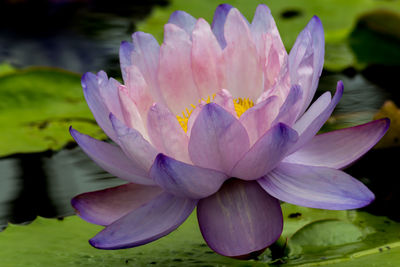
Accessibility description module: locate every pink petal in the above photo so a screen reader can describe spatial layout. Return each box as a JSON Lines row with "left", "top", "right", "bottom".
{"left": 289, "top": 16, "right": 325, "bottom": 117}
{"left": 189, "top": 103, "right": 250, "bottom": 173}
{"left": 130, "top": 32, "right": 166, "bottom": 105}
{"left": 158, "top": 23, "right": 200, "bottom": 114}
{"left": 211, "top": 4, "right": 233, "bottom": 48}
{"left": 284, "top": 118, "right": 390, "bottom": 169}
{"left": 118, "top": 85, "right": 148, "bottom": 139}
{"left": 124, "top": 65, "right": 153, "bottom": 119}
{"left": 197, "top": 180, "right": 283, "bottom": 258}
{"left": 168, "top": 10, "right": 197, "bottom": 35}
{"left": 69, "top": 127, "right": 155, "bottom": 185}
{"left": 186, "top": 103, "right": 204, "bottom": 137}
{"left": 110, "top": 114, "right": 158, "bottom": 172}
{"left": 90, "top": 192, "right": 197, "bottom": 249}
{"left": 290, "top": 81, "right": 343, "bottom": 153}
{"left": 71, "top": 183, "right": 163, "bottom": 226}
{"left": 191, "top": 18, "right": 226, "bottom": 98}
{"left": 147, "top": 103, "right": 190, "bottom": 163}
{"left": 239, "top": 95, "right": 280, "bottom": 145}
{"left": 150, "top": 154, "right": 228, "bottom": 199}
{"left": 230, "top": 123, "right": 298, "bottom": 180}
{"left": 259, "top": 163, "right": 375, "bottom": 210}
{"left": 223, "top": 8, "right": 263, "bottom": 100}
{"left": 81, "top": 71, "right": 123, "bottom": 143}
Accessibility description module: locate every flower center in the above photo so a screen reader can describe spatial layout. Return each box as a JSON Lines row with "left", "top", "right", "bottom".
{"left": 177, "top": 96, "right": 254, "bottom": 132}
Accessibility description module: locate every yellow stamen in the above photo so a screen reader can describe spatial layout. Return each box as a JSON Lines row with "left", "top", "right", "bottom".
{"left": 177, "top": 96, "right": 254, "bottom": 132}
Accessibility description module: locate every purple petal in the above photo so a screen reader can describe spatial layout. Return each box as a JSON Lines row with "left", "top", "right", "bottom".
{"left": 290, "top": 81, "right": 343, "bottom": 153}
{"left": 147, "top": 103, "right": 190, "bottom": 163}
{"left": 284, "top": 118, "right": 390, "bottom": 169}
{"left": 119, "top": 41, "right": 134, "bottom": 82}
{"left": 272, "top": 84, "right": 303, "bottom": 126}
{"left": 70, "top": 127, "right": 155, "bottom": 185}
{"left": 89, "top": 193, "right": 197, "bottom": 249}
{"left": 197, "top": 180, "right": 283, "bottom": 257}
{"left": 230, "top": 123, "right": 298, "bottom": 180}
{"left": 189, "top": 103, "right": 250, "bottom": 173}
{"left": 150, "top": 154, "right": 228, "bottom": 199}
{"left": 81, "top": 71, "right": 123, "bottom": 143}
{"left": 109, "top": 114, "right": 158, "bottom": 172}
{"left": 259, "top": 163, "right": 375, "bottom": 210}
{"left": 168, "top": 10, "right": 197, "bottom": 35}
{"left": 72, "top": 183, "right": 163, "bottom": 226}
{"left": 211, "top": 4, "right": 233, "bottom": 48}
{"left": 289, "top": 16, "right": 325, "bottom": 117}
{"left": 213, "top": 89, "right": 236, "bottom": 117}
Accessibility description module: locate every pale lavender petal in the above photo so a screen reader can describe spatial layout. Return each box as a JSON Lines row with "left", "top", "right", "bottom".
{"left": 71, "top": 183, "right": 163, "bottom": 226}
{"left": 289, "top": 16, "right": 325, "bottom": 117}
{"left": 290, "top": 81, "right": 343, "bottom": 153}
{"left": 186, "top": 103, "right": 204, "bottom": 137}
{"left": 130, "top": 32, "right": 166, "bottom": 105}
{"left": 213, "top": 89, "right": 236, "bottom": 117}
{"left": 110, "top": 114, "right": 158, "bottom": 172}
{"left": 211, "top": 3, "right": 233, "bottom": 48}
{"left": 192, "top": 18, "right": 226, "bottom": 98}
{"left": 89, "top": 192, "right": 197, "bottom": 249}
{"left": 82, "top": 71, "right": 122, "bottom": 143}
{"left": 150, "top": 154, "right": 228, "bottom": 199}
{"left": 147, "top": 103, "right": 190, "bottom": 163}
{"left": 272, "top": 84, "right": 303, "bottom": 127}
{"left": 69, "top": 127, "right": 155, "bottom": 185}
{"left": 119, "top": 41, "right": 134, "bottom": 82}
{"left": 189, "top": 103, "right": 250, "bottom": 173}
{"left": 230, "top": 123, "right": 298, "bottom": 180}
{"left": 259, "top": 163, "right": 375, "bottom": 210}
{"left": 168, "top": 10, "right": 197, "bottom": 35}
{"left": 284, "top": 119, "right": 390, "bottom": 169}
{"left": 197, "top": 180, "right": 283, "bottom": 257}
{"left": 223, "top": 8, "right": 263, "bottom": 100}
{"left": 239, "top": 96, "right": 280, "bottom": 145}
{"left": 158, "top": 23, "right": 200, "bottom": 114}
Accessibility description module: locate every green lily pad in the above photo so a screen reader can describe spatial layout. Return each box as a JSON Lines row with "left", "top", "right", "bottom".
{"left": 0, "top": 66, "right": 105, "bottom": 157}
{"left": 137, "top": 0, "right": 400, "bottom": 71}
{"left": 1, "top": 203, "right": 400, "bottom": 266}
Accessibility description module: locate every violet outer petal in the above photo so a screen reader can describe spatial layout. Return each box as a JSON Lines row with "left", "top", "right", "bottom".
{"left": 70, "top": 127, "right": 155, "bottom": 185}
{"left": 289, "top": 16, "right": 325, "bottom": 118}
{"left": 150, "top": 154, "right": 228, "bottom": 199}
{"left": 197, "top": 180, "right": 283, "bottom": 258}
{"left": 189, "top": 103, "right": 250, "bottom": 173}
{"left": 89, "top": 192, "right": 197, "bottom": 249}
{"left": 168, "top": 10, "right": 197, "bottom": 35}
{"left": 259, "top": 163, "right": 375, "bottom": 210}
{"left": 109, "top": 114, "right": 158, "bottom": 172}
{"left": 290, "top": 81, "right": 343, "bottom": 153}
{"left": 230, "top": 123, "right": 298, "bottom": 180}
{"left": 82, "top": 72, "right": 121, "bottom": 143}
{"left": 284, "top": 118, "right": 390, "bottom": 169}
{"left": 211, "top": 4, "right": 233, "bottom": 48}
{"left": 71, "top": 183, "right": 163, "bottom": 226}
{"left": 119, "top": 41, "right": 134, "bottom": 82}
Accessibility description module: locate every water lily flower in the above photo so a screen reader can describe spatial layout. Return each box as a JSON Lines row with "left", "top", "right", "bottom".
{"left": 70, "top": 4, "right": 389, "bottom": 258}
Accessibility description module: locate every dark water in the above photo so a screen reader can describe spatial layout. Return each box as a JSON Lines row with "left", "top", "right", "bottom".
{"left": 0, "top": 0, "right": 400, "bottom": 229}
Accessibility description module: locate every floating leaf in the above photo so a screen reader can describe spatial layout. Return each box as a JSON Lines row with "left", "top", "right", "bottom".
{"left": 373, "top": 100, "right": 400, "bottom": 148}
{"left": 0, "top": 67, "right": 105, "bottom": 157}
{"left": 1, "top": 204, "right": 400, "bottom": 266}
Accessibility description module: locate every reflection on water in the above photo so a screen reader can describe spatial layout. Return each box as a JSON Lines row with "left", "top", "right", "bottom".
{"left": 0, "top": 147, "right": 123, "bottom": 229}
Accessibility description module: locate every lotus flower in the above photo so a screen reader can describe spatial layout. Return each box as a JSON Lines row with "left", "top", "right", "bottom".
{"left": 70, "top": 4, "right": 389, "bottom": 258}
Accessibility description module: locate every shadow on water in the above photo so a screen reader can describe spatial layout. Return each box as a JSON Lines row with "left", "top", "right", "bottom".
{"left": 0, "top": 146, "right": 123, "bottom": 230}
